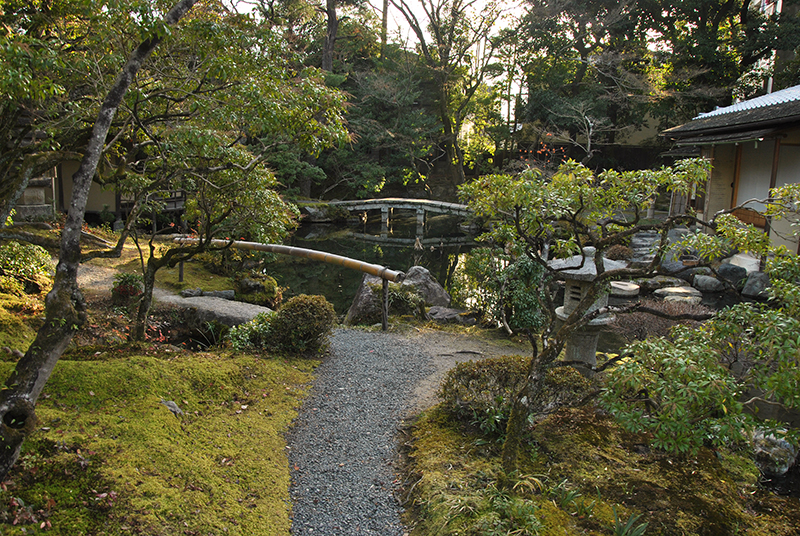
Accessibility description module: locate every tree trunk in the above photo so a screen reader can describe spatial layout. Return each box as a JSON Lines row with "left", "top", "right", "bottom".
{"left": 501, "top": 347, "right": 553, "bottom": 475}
{"left": 380, "top": 0, "right": 389, "bottom": 58}
{"left": 322, "top": 0, "right": 339, "bottom": 71}
{"left": 0, "top": 0, "right": 199, "bottom": 481}
{"left": 438, "top": 89, "right": 466, "bottom": 194}
{"left": 132, "top": 259, "right": 159, "bottom": 341}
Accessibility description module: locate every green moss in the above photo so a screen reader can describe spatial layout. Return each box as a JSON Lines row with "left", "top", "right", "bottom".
{"left": 0, "top": 351, "right": 318, "bottom": 535}
{"left": 0, "top": 292, "right": 42, "bottom": 354}
{"left": 403, "top": 405, "right": 800, "bottom": 536}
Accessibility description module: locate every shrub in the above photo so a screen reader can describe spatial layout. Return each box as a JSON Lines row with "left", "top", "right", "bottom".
{"left": 229, "top": 295, "right": 336, "bottom": 355}
{"left": 450, "top": 249, "right": 545, "bottom": 332}
{"left": 439, "top": 357, "right": 594, "bottom": 440}
{"left": 605, "top": 244, "right": 633, "bottom": 261}
{"left": 0, "top": 241, "right": 53, "bottom": 287}
{"left": 229, "top": 312, "right": 275, "bottom": 351}
{"left": 438, "top": 355, "right": 530, "bottom": 439}
{"left": 112, "top": 272, "right": 144, "bottom": 305}
{"left": 269, "top": 294, "right": 336, "bottom": 354}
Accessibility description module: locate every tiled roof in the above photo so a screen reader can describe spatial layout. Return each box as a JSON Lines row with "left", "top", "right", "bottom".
{"left": 663, "top": 84, "right": 800, "bottom": 139}
{"left": 697, "top": 85, "right": 800, "bottom": 118}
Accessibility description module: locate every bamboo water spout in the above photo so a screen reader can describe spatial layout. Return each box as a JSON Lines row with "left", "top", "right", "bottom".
{"left": 173, "top": 237, "right": 405, "bottom": 282}
{"left": 174, "top": 237, "right": 405, "bottom": 331}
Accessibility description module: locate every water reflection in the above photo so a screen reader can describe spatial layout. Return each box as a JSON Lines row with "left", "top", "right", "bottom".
{"left": 266, "top": 213, "right": 476, "bottom": 313}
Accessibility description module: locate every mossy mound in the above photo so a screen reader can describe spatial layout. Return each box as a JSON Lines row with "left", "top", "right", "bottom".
{"left": 402, "top": 405, "right": 800, "bottom": 536}
{"left": 0, "top": 350, "right": 317, "bottom": 535}
{"left": 0, "top": 289, "right": 46, "bottom": 355}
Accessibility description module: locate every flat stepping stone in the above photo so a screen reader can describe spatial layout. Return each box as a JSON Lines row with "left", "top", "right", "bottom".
{"left": 157, "top": 294, "right": 272, "bottom": 327}
{"left": 610, "top": 281, "right": 640, "bottom": 297}
{"left": 639, "top": 275, "right": 685, "bottom": 292}
{"left": 664, "top": 295, "right": 703, "bottom": 305}
{"left": 653, "top": 286, "right": 702, "bottom": 299}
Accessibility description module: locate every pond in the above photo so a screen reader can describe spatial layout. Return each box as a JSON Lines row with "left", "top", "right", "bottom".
{"left": 264, "top": 212, "right": 476, "bottom": 314}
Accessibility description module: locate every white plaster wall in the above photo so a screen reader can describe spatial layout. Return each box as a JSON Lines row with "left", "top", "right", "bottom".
{"left": 58, "top": 161, "right": 117, "bottom": 214}
{"left": 770, "top": 142, "right": 800, "bottom": 252}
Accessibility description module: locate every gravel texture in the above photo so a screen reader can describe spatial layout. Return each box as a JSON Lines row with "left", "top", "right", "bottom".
{"left": 288, "top": 327, "right": 527, "bottom": 535}
{"left": 287, "top": 329, "right": 429, "bottom": 535}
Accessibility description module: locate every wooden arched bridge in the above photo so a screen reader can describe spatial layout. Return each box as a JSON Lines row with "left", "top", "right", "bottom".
{"left": 327, "top": 198, "right": 473, "bottom": 236}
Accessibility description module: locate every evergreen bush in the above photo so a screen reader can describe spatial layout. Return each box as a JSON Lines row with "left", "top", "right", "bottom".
{"left": 229, "top": 312, "right": 275, "bottom": 351}
{"left": 438, "top": 355, "right": 529, "bottom": 439}
{"left": 229, "top": 295, "right": 336, "bottom": 355}
{"left": 269, "top": 294, "right": 336, "bottom": 354}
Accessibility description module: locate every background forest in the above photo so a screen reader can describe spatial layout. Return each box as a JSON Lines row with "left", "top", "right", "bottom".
{"left": 3, "top": 0, "right": 800, "bottom": 214}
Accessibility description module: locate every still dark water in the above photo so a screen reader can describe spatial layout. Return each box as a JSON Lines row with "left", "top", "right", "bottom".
{"left": 265, "top": 213, "right": 475, "bottom": 313}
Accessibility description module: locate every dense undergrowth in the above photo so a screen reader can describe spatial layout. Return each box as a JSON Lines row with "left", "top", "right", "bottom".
{"left": 401, "top": 405, "right": 800, "bottom": 535}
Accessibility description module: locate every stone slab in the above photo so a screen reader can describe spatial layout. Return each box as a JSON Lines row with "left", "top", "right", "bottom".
{"left": 653, "top": 286, "right": 702, "bottom": 299}
{"left": 610, "top": 281, "right": 640, "bottom": 297}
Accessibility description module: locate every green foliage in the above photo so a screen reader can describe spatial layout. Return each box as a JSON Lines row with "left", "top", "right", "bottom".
{"left": 603, "top": 280, "right": 800, "bottom": 457}
{"left": 0, "top": 241, "right": 53, "bottom": 285}
{"left": 111, "top": 272, "right": 143, "bottom": 305}
{"left": 269, "top": 294, "right": 337, "bottom": 354}
{"left": 601, "top": 332, "right": 746, "bottom": 456}
{"left": 460, "top": 159, "right": 711, "bottom": 261}
{"left": 613, "top": 506, "right": 649, "bottom": 536}
{"left": 451, "top": 249, "right": 546, "bottom": 332}
{"left": 263, "top": 144, "right": 328, "bottom": 198}
{"left": 229, "top": 312, "right": 276, "bottom": 352}
{"left": 230, "top": 295, "right": 336, "bottom": 355}
{"left": 438, "top": 355, "right": 529, "bottom": 439}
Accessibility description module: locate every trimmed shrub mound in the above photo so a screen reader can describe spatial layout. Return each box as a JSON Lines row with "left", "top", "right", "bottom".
{"left": 230, "top": 294, "right": 336, "bottom": 355}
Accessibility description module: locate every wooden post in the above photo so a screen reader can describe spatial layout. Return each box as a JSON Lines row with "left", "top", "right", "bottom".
{"left": 178, "top": 261, "right": 184, "bottom": 283}
{"left": 382, "top": 277, "right": 389, "bottom": 331}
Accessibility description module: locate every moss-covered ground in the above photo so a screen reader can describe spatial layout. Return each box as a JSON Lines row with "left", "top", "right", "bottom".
{"left": 401, "top": 405, "right": 800, "bottom": 535}
{"left": 0, "top": 348, "right": 316, "bottom": 535}
{"left": 0, "top": 229, "right": 315, "bottom": 535}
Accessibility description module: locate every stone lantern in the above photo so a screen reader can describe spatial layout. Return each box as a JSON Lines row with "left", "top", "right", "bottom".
{"left": 548, "top": 246, "right": 627, "bottom": 375}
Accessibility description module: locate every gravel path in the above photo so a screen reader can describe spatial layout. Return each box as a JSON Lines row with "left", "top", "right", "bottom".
{"left": 288, "top": 328, "right": 526, "bottom": 535}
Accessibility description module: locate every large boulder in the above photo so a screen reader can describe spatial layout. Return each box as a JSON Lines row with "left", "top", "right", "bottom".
{"left": 692, "top": 274, "right": 724, "bottom": 293}
{"left": 742, "top": 272, "right": 770, "bottom": 299}
{"left": 717, "top": 263, "right": 748, "bottom": 288}
{"left": 638, "top": 275, "right": 686, "bottom": 293}
{"left": 427, "top": 306, "right": 480, "bottom": 326}
{"left": 344, "top": 266, "right": 450, "bottom": 325}
{"left": 402, "top": 266, "right": 451, "bottom": 307}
